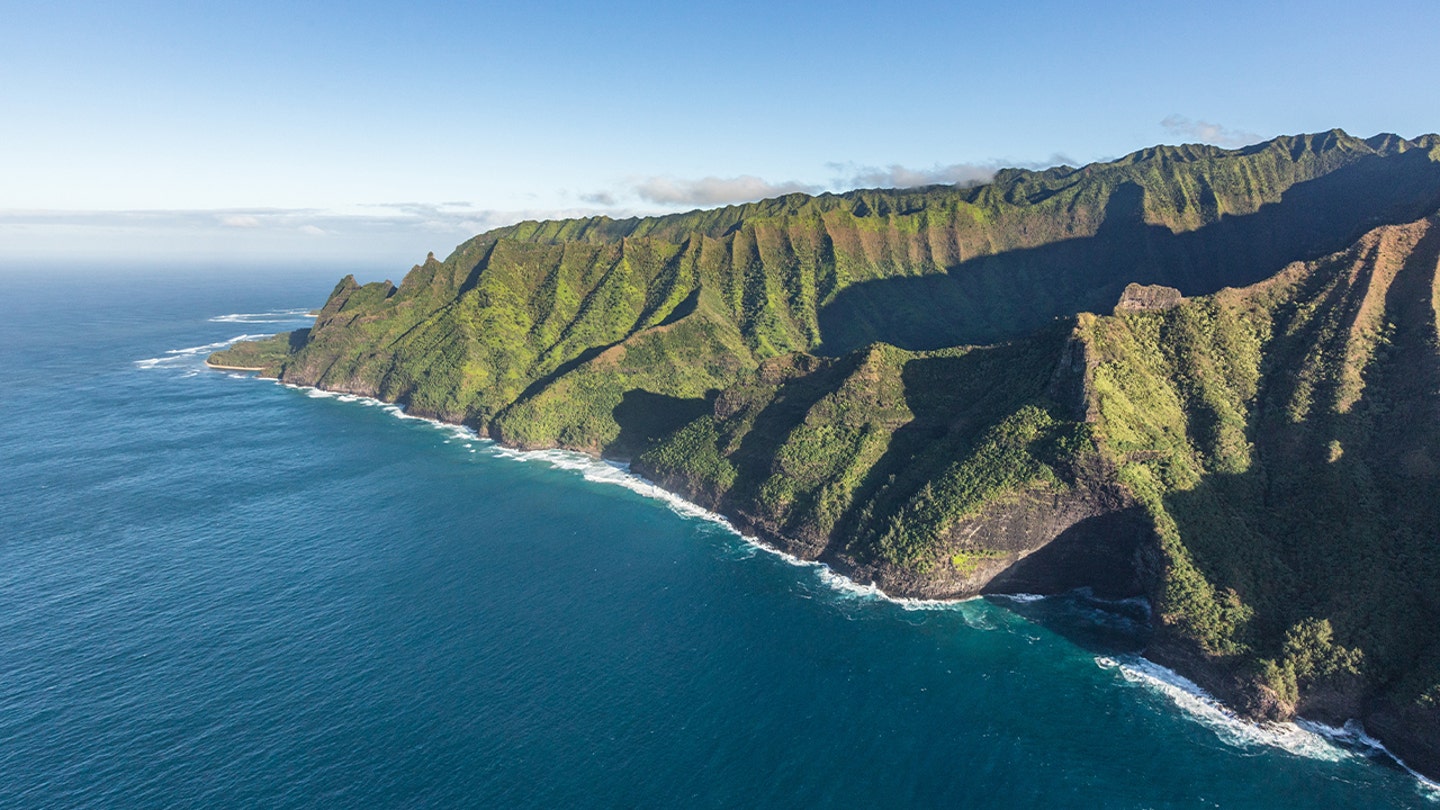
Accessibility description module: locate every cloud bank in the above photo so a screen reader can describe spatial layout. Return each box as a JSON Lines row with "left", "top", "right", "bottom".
{"left": 4, "top": 152, "right": 1093, "bottom": 262}
{"left": 825, "top": 152, "right": 1078, "bottom": 191}
{"left": 833, "top": 161, "right": 1005, "bottom": 189}
{"left": 1160, "top": 115, "right": 1263, "bottom": 148}
{"left": 588, "top": 154, "right": 1082, "bottom": 211}
{"left": 0, "top": 202, "right": 620, "bottom": 263}
{"left": 632, "top": 175, "right": 822, "bottom": 207}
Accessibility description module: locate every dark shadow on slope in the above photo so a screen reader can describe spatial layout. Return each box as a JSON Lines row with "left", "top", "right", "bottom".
{"left": 1146, "top": 223, "right": 1440, "bottom": 763}
{"left": 982, "top": 507, "right": 1153, "bottom": 600}
{"left": 512, "top": 344, "right": 614, "bottom": 406}
{"left": 653, "top": 287, "right": 701, "bottom": 328}
{"left": 817, "top": 151, "right": 1440, "bottom": 354}
{"left": 722, "top": 356, "right": 864, "bottom": 505}
{"left": 287, "top": 328, "right": 311, "bottom": 352}
{"left": 608, "top": 389, "right": 712, "bottom": 458}
{"left": 513, "top": 291, "right": 704, "bottom": 413}
{"left": 829, "top": 330, "right": 1070, "bottom": 553}
{"left": 1155, "top": 420, "right": 1440, "bottom": 775}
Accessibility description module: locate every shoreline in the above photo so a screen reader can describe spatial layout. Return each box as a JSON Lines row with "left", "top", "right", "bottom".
{"left": 256, "top": 373, "right": 989, "bottom": 610}
{"left": 211, "top": 364, "right": 1440, "bottom": 791}
{"left": 204, "top": 360, "right": 268, "bottom": 371}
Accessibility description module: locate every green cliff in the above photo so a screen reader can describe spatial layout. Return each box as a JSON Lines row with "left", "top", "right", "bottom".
{"left": 211, "top": 130, "right": 1440, "bottom": 777}
{"left": 213, "top": 129, "right": 1440, "bottom": 454}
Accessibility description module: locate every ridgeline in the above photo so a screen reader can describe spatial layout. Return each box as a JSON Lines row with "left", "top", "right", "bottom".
{"left": 213, "top": 130, "right": 1440, "bottom": 777}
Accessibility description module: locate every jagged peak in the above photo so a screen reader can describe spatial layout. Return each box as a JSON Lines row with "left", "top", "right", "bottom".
{"left": 330, "top": 274, "right": 359, "bottom": 295}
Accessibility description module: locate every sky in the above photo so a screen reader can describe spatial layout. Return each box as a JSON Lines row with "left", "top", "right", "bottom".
{"left": 3, "top": 0, "right": 1438, "bottom": 267}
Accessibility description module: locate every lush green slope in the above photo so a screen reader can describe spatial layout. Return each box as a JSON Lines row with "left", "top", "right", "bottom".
{"left": 205, "top": 331, "right": 305, "bottom": 370}
{"left": 212, "top": 130, "right": 1440, "bottom": 456}
{"left": 1080, "top": 214, "right": 1440, "bottom": 768}
{"left": 631, "top": 330, "right": 1119, "bottom": 595}
{"left": 211, "top": 130, "right": 1440, "bottom": 775}
{"left": 633, "top": 209, "right": 1440, "bottom": 773}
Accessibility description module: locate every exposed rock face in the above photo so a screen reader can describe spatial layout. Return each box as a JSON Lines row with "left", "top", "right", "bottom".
{"left": 1114, "top": 282, "right": 1183, "bottom": 313}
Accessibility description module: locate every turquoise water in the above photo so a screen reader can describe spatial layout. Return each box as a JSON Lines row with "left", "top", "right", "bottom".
{"left": 1, "top": 266, "right": 1436, "bottom": 808}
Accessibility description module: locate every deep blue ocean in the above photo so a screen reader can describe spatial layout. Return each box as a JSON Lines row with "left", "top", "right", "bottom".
{"left": 2, "top": 265, "right": 1436, "bottom": 808}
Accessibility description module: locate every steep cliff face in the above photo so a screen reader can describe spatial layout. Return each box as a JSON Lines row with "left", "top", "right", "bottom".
{"left": 629, "top": 329, "right": 1123, "bottom": 595}
{"left": 1087, "top": 213, "right": 1440, "bottom": 776}
{"left": 210, "top": 131, "right": 1440, "bottom": 778}
{"left": 212, "top": 130, "right": 1440, "bottom": 455}
{"left": 633, "top": 209, "right": 1440, "bottom": 775}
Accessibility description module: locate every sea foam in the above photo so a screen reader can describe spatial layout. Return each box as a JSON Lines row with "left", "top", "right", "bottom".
{"left": 208, "top": 308, "right": 314, "bottom": 324}
{"left": 1104, "top": 655, "right": 1440, "bottom": 795}
{"left": 135, "top": 334, "right": 274, "bottom": 368}
{"left": 991, "top": 592, "right": 1047, "bottom": 604}
{"left": 272, "top": 381, "right": 970, "bottom": 611}
{"left": 209, "top": 373, "right": 1440, "bottom": 796}
{"left": 489, "top": 443, "right": 977, "bottom": 611}
{"left": 1098, "top": 654, "right": 1352, "bottom": 763}
{"left": 1298, "top": 719, "right": 1440, "bottom": 796}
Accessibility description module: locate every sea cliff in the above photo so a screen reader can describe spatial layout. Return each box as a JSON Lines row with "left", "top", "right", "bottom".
{"left": 211, "top": 130, "right": 1440, "bottom": 779}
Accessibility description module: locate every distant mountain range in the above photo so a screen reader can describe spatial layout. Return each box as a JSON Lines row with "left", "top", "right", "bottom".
{"left": 212, "top": 129, "right": 1440, "bottom": 779}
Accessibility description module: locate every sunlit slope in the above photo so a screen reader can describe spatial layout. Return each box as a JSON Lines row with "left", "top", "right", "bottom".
{"left": 212, "top": 131, "right": 1440, "bottom": 455}
{"left": 211, "top": 130, "right": 1440, "bottom": 775}
{"left": 1084, "top": 211, "right": 1440, "bottom": 769}
{"left": 635, "top": 210, "right": 1440, "bottom": 769}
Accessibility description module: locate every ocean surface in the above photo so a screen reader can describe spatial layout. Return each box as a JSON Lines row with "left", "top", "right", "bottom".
{"left": 2, "top": 264, "right": 1437, "bottom": 808}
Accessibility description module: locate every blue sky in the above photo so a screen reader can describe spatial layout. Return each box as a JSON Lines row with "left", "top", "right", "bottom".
{"left": 3, "top": 0, "right": 1438, "bottom": 265}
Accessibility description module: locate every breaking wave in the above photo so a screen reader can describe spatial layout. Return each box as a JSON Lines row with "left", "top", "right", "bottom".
{"left": 1098, "top": 655, "right": 1440, "bottom": 795}
{"left": 208, "top": 308, "right": 315, "bottom": 324}
{"left": 134, "top": 334, "right": 273, "bottom": 369}
{"left": 1298, "top": 719, "right": 1440, "bottom": 796}
{"left": 272, "top": 382, "right": 970, "bottom": 611}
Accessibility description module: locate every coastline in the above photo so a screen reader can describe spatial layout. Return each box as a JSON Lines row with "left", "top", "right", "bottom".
{"left": 204, "top": 360, "right": 268, "bottom": 371}
{"left": 214, "top": 364, "right": 1440, "bottom": 791}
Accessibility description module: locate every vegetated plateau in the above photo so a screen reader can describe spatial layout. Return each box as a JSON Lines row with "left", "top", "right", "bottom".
{"left": 213, "top": 130, "right": 1440, "bottom": 779}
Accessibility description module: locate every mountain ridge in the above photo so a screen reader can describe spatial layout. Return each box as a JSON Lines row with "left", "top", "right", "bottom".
{"left": 211, "top": 130, "right": 1440, "bottom": 779}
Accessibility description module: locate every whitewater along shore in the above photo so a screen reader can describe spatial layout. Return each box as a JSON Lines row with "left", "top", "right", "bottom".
{"left": 204, "top": 360, "right": 268, "bottom": 372}
{"left": 208, "top": 360, "right": 1440, "bottom": 788}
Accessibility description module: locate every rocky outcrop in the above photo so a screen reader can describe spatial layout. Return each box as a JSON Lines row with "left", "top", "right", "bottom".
{"left": 1113, "top": 282, "right": 1183, "bottom": 313}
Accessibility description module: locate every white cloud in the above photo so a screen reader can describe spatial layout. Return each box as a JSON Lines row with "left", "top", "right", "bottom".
{"left": 0, "top": 203, "right": 630, "bottom": 262}
{"left": 219, "top": 214, "right": 262, "bottom": 228}
{"left": 0, "top": 147, "right": 1099, "bottom": 262}
{"left": 828, "top": 154, "right": 1080, "bottom": 191}
{"left": 632, "top": 175, "right": 822, "bottom": 207}
{"left": 1160, "top": 115, "right": 1263, "bottom": 148}
{"left": 833, "top": 161, "right": 1001, "bottom": 189}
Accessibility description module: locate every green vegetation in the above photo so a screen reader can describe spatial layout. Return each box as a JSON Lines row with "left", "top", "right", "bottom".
{"left": 872, "top": 404, "right": 1078, "bottom": 570}
{"left": 637, "top": 326, "right": 1093, "bottom": 572}
{"left": 224, "top": 130, "right": 1440, "bottom": 456}
{"left": 1077, "top": 214, "right": 1440, "bottom": 732}
{"left": 211, "top": 130, "right": 1440, "bottom": 768}
{"left": 950, "top": 548, "right": 1007, "bottom": 576}
{"left": 207, "top": 331, "right": 304, "bottom": 372}
{"left": 1261, "top": 618, "right": 1365, "bottom": 706}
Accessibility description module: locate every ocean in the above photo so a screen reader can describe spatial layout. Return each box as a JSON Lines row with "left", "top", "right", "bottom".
{"left": 1, "top": 265, "right": 1435, "bottom": 808}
